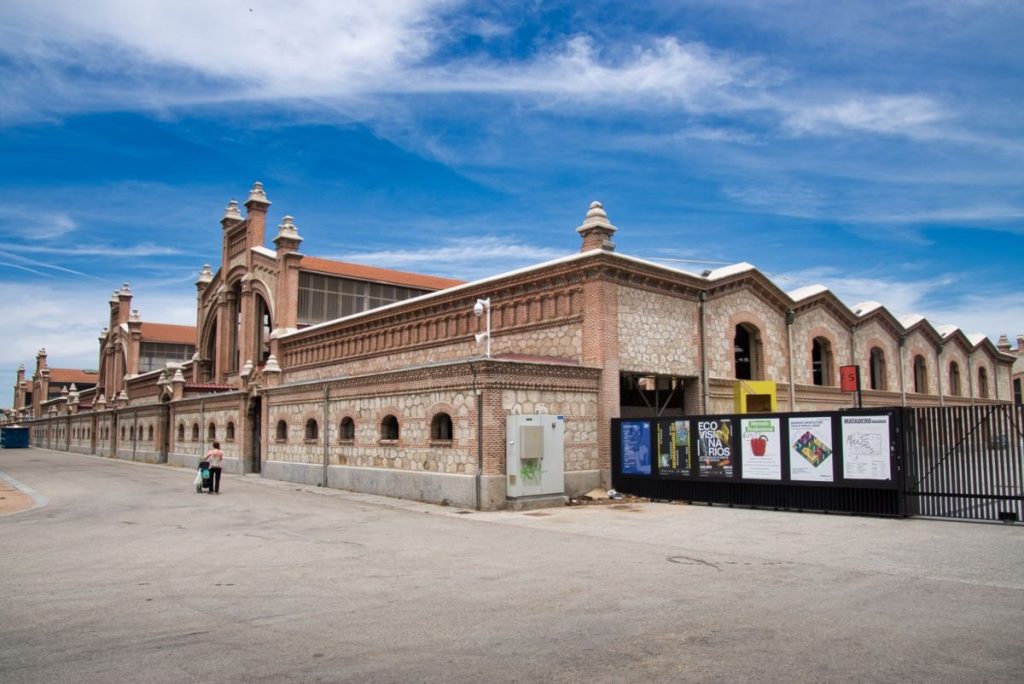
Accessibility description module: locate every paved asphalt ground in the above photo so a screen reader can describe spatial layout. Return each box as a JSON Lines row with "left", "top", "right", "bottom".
{"left": 1, "top": 447, "right": 1022, "bottom": 683}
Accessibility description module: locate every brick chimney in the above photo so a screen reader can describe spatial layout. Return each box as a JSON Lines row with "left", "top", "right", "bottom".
{"left": 577, "top": 201, "right": 617, "bottom": 252}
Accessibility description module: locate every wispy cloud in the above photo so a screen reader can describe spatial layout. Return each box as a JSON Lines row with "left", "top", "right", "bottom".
{"left": 2, "top": 243, "right": 184, "bottom": 257}
{"left": 329, "top": 236, "right": 566, "bottom": 280}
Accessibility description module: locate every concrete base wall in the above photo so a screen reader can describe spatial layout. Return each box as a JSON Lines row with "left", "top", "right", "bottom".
{"left": 262, "top": 461, "right": 508, "bottom": 510}
{"left": 565, "top": 469, "right": 606, "bottom": 496}
{"left": 68, "top": 445, "right": 93, "bottom": 456}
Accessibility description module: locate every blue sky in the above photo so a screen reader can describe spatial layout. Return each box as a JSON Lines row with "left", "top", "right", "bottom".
{"left": 1, "top": 1, "right": 1022, "bottom": 406}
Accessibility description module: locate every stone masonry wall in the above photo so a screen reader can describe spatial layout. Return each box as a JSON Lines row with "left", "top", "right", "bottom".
{"left": 617, "top": 286, "right": 701, "bottom": 375}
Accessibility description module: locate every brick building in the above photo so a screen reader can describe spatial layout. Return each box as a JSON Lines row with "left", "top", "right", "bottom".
{"left": 12, "top": 183, "right": 1017, "bottom": 509}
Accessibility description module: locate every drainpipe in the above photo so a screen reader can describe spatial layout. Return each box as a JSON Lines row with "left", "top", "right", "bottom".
{"left": 967, "top": 355, "right": 975, "bottom": 407}
{"left": 786, "top": 309, "right": 796, "bottom": 412}
{"left": 898, "top": 336, "right": 907, "bottom": 406}
{"left": 322, "top": 386, "right": 330, "bottom": 487}
{"left": 699, "top": 292, "right": 709, "bottom": 413}
{"left": 470, "top": 362, "right": 482, "bottom": 511}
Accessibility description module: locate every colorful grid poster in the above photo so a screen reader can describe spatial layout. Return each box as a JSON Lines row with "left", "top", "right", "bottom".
{"left": 740, "top": 417, "right": 781, "bottom": 480}
{"left": 697, "top": 418, "right": 734, "bottom": 477}
{"left": 788, "top": 416, "right": 834, "bottom": 482}
{"left": 657, "top": 420, "right": 692, "bottom": 476}
{"left": 841, "top": 415, "right": 892, "bottom": 480}
{"left": 621, "top": 421, "right": 652, "bottom": 475}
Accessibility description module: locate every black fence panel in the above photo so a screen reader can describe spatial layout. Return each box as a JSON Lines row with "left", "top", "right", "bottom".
{"left": 903, "top": 404, "right": 1024, "bottom": 522}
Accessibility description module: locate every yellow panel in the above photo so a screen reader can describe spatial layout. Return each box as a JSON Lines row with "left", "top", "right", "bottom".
{"left": 733, "top": 380, "right": 777, "bottom": 413}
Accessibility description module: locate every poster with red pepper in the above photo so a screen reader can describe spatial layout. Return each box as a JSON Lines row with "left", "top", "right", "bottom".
{"left": 740, "top": 418, "right": 781, "bottom": 480}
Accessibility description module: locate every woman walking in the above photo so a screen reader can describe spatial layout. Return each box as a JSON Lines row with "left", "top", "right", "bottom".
{"left": 206, "top": 441, "right": 224, "bottom": 494}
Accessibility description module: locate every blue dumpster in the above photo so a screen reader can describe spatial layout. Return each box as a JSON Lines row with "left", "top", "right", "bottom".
{"left": 0, "top": 426, "right": 30, "bottom": 448}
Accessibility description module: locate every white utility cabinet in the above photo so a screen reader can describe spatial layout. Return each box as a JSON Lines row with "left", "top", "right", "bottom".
{"left": 506, "top": 414, "right": 565, "bottom": 497}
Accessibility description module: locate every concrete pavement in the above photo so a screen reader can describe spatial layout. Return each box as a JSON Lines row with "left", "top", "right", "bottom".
{"left": 1, "top": 446, "right": 1022, "bottom": 683}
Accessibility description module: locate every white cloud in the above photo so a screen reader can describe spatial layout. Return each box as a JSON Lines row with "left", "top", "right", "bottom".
{"left": 329, "top": 236, "right": 566, "bottom": 281}
{"left": 782, "top": 95, "right": 947, "bottom": 137}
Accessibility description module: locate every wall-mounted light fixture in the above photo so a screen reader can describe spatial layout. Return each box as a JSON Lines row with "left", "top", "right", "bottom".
{"left": 473, "top": 297, "right": 491, "bottom": 358}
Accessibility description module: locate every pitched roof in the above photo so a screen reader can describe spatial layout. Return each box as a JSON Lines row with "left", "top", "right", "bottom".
{"left": 140, "top": 322, "right": 196, "bottom": 345}
{"left": 299, "top": 255, "right": 464, "bottom": 291}
{"left": 48, "top": 368, "right": 99, "bottom": 385}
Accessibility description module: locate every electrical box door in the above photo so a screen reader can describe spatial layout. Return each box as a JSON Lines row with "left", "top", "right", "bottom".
{"left": 506, "top": 415, "right": 565, "bottom": 498}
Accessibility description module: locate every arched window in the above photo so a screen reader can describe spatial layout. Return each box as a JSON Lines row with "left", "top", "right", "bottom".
{"left": 381, "top": 415, "right": 400, "bottom": 441}
{"left": 226, "top": 422, "right": 235, "bottom": 441}
{"left": 812, "top": 337, "right": 834, "bottom": 386}
{"left": 147, "top": 425, "right": 154, "bottom": 441}
{"left": 121, "top": 426, "right": 126, "bottom": 440}
{"left": 978, "top": 367, "right": 989, "bottom": 399}
{"left": 192, "top": 423, "right": 200, "bottom": 441}
{"left": 339, "top": 417, "right": 355, "bottom": 441}
{"left": 949, "top": 361, "right": 962, "bottom": 396}
{"left": 276, "top": 420, "right": 288, "bottom": 442}
{"left": 869, "top": 347, "right": 887, "bottom": 391}
{"left": 305, "top": 418, "right": 319, "bottom": 441}
{"left": 734, "top": 323, "right": 762, "bottom": 380}
{"left": 178, "top": 423, "right": 185, "bottom": 441}
{"left": 208, "top": 422, "right": 217, "bottom": 440}
{"left": 431, "top": 413, "right": 453, "bottom": 441}
{"left": 913, "top": 355, "right": 928, "bottom": 394}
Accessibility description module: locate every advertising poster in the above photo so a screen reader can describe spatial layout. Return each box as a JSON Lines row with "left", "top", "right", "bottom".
{"left": 841, "top": 415, "right": 892, "bottom": 480}
{"left": 621, "top": 421, "right": 652, "bottom": 475}
{"left": 740, "top": 417, "right": 781, "bottom": 480}
{"left": 788, "top": 416, "right": 834, "bottom": 482}
{"left": 657, "top": 420, "right": 692, "bottom": 476}
{"left": 697, "top": 418, "right": 734, "bottom": 477}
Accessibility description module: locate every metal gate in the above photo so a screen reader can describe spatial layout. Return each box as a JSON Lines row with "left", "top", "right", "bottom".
{"left": 903, "top": 404, "right": 1024, "bottom": 522}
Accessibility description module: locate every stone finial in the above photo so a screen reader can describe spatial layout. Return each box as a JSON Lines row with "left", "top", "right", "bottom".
{"left": 38, "top": 347, "right": 47, "bottom": 357}
{"left": 99, "top": 328, "right": 108, "bottom": 340}
{"left": 196, "top": 264, "right": 213, "bottom": 289}
{"left": 223, "top": 199, "right": 243, "bottom": 221}
{"left": 129, "top": 309, "right": 141, "bottom": 323}
{"left": 18, "top": 363, "right": 24, "bottom": 371}
{"left": 247, "top": 181, "right": 271, "bottom": 207}
{"left": 61, "top": 385, "right": 69, "bottom": 397}
{"left": 263, "top": 354, "right": 281, "bottom": 373}
{"left": 120, "top": 282, "right": 132, "bottom": 295}
{"left": 576, "top": 201, "right": 617, "bottom": 252}
{"left": 172, "top": 368, "right": 185, "bottom": 383}
{"left": 110, "top": 290, "right": 120, "bottom": 304}
{"left": 69, "top": 383, "right": 78, "bottom": 393}
{"left": 275, "top": 216, "right": 302, "bottom": 241}
{"left": 997, "top": 334, "right": 1011, "bottom": 351}
{"left": 240, "top": 360, "right": 253, "bottom": 378}
{"left": 1016, "top": 334, "right": 1024, "bottom": 351}
{"left": 96, "top": 393, "right": 107, "bottom": 407}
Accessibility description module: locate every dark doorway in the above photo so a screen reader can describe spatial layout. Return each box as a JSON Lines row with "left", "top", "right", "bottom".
{"left": 249, "top": 397, "right": 262, "bottom": 474}
{"left": 619, "top": 373, "right": 697, "bottom": 418}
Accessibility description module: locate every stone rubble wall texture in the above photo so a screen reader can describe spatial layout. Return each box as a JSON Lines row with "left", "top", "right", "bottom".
{"left": 170, "top": 402, "right": 242, "bottom": 461}
{"left": 266, "top": 389, "right": 475, "bottom": 475}
{"left": 903, "top": 328, "right": 938, "bottom": 395}
{"left": 616, "top": 286, "right": 701, "bottom": 376}
{"left": 939, "top": 343, "right": 971, "bottom": 398}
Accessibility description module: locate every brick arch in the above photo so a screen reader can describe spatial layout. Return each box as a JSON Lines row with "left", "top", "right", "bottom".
{"left": 427, "top": 402, "right": 459, "bottom": 444}
{"left": 803, "top": 326, "right": 839, "bottom": 387}
{"left": 376, "top": 406, "right": 404, "bottom": 442}
{"left": 728, "top": 312, "right": 768, "bottom": 380}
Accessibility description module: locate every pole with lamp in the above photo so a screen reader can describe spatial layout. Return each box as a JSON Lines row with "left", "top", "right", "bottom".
{"left": 472, "top": 297, "right": 491, "bottom": 509}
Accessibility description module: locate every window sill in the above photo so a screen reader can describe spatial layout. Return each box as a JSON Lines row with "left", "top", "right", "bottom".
{"left": 378, "top": 439, "right": 399, "bottom": 446}
{"left": 429, "top": 439, "right": 454, "bottom": 447}
{"left": 337, "top": 439, "right": 355, "bottom": 445}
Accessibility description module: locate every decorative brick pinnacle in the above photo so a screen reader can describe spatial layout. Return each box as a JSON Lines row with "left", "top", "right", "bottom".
{"left": 223, "top": 199, "right": 242, "bottom": 221}
{"left": 576, "top": 200, "right": 617, "bottom": 252}
{"left": 247, "top": 181, "right": 271, "bottom": 206}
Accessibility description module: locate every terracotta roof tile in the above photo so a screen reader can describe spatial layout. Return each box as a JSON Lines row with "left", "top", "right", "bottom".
{"left": 140, "top": 323, "right": 197, "bottom": 345}
{"left": 299, "top": 256, "right": 463, "bottom": 291}
{"left": 48, "top": 369, "right": 99, "bottom": 384}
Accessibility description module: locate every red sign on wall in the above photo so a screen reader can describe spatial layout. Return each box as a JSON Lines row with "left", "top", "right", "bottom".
{"left": 840, "top": 365, "right": 860, "bottom": 393}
